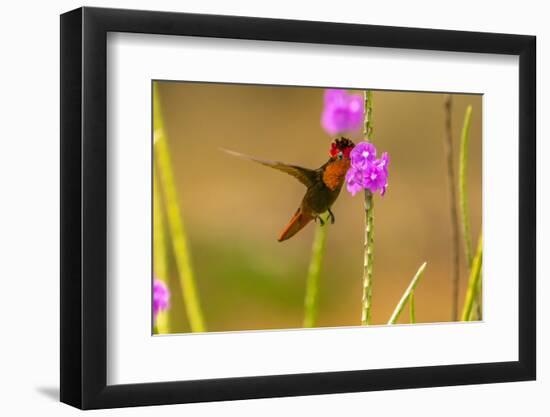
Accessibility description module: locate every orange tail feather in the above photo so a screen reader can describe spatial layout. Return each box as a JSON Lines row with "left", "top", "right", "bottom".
{"left": 278, "top": 209, "right": 314, "bottom": 242}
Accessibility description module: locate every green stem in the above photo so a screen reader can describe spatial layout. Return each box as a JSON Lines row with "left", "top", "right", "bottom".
{"left": 444, "top": 95, "right": 461, "bottom": 322}
{"left": 362, "top": 191, "right": 374, "bottom": 325}
{"left": 361, "top": 90, "right": 375, "bottom": 325}
{"left": 303, "top": 215, "right": 329, "bottom": 328}
{"left": 458, "top": 105, "right": 482, "bottom": 320}
{"left": 461, "top": 235, "right": 483, "bottom": 321}
{"left": 472, "top": 274, "right": 483, "bottom": 320}
{"left": 409, "top": 291, "right": 416, "bottom": 324}
{"left": 153, "top": 169, "right": 170, "bottom": 334}
{"left": 459, "top": 105, "right": 474, "bottom": 267}
{"left": 388, "top": 262, "right": 427, "bottom": 325}
{"left": 365, "top": 90, "right": 374, "bottom": 140}
{"left": 154, "top": 83, "right": 207, "bottom": 332}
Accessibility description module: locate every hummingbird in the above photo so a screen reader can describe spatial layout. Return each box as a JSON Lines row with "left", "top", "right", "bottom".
{"left": 223, "top": 138, "right": 355, "bottom": 242}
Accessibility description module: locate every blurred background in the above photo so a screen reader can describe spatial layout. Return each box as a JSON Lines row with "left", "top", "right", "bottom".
{"left": 154, "top": 81, "right": 482, "bottom": 333}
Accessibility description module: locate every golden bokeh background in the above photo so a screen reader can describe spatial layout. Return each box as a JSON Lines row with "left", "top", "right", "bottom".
{"left": 155, "top": 81, "right": 482, "bottom": 333}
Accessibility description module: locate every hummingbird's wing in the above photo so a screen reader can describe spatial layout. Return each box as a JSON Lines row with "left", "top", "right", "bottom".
{"left": 221, "top": 148, "right": 318, "bottom": 188}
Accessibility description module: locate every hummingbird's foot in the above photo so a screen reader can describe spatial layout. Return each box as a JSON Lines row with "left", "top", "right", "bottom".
{"left": 328, "top": 209, "right": 335, "bottom": 224}
{"left": 316, "top": 216, "right": 326, "bottom": 226}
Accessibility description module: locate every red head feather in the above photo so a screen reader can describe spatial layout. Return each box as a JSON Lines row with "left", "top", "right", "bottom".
{"left": 329, "top": 137, "right": 355, "bottom": 159}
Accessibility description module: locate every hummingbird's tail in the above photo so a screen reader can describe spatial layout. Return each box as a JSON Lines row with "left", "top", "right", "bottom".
{"left": 278, "top": 208, "right": 314, "bottom": 242}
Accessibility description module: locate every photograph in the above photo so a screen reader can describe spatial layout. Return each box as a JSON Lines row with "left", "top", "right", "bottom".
{"left": 53, "top": 4, "right": 538, "bottom": 412}
{"left": 152, "top": 81, "right": 482, "bottom": 334}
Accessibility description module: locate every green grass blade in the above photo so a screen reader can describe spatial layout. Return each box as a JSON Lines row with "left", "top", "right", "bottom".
{"left": 153, "top": 169, "right": 170, "bottom": 334}
{"left": 303, "top": 215, "right": 329, "bottom": 328}
{"left": 461, "top": 235, "right": 483, "bottom": 321}
{"left": 472, "top": 274, "right": 483, "bottom": 320}
{"left": 459, "top": 105, "right": 474, "bottom": 267}
{"left": 154, "top": 83, "right": 207, "bottom": 332}
{"left": 388, "top": 262, "right": 427, "bottom": 325}
{"left": 409, "top": 291, "right": 416, "bottom": 324}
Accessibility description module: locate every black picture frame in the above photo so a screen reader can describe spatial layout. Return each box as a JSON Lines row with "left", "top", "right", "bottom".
{"left": 60, "top": 6, "right": 536, "bottom": 410}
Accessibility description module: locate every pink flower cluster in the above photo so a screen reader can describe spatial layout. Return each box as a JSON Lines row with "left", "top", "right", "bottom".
{"left": 321, "top": 89, "right": 365, "bottom": 136}
{"left": 153, "top": 279, "right": 170, "bottom": 321}
{"left": 345, "top": 142, "right": 390, "bottom": 197}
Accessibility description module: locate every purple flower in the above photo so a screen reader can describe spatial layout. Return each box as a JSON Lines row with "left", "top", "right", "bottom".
{"left": 153, "top": 279, "right": 170, "bottom": 321}
{"left": 321, "top": 89, "right": 365, "bottom": 136}
{"left": 345, "top": 166, "right": 365, "bottom": 196}
{"left": 364, "top": 153, "right": 390, "bottom": 196}
{"left": 350, "top": 141, "right": 377, "bottom": 169}
{"left": 345, "top": 142, "right": 390, "bottom": 197}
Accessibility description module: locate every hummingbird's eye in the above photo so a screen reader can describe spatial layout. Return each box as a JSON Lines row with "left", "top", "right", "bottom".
{"left": 337, "top": 151, "right": 343, "bottom": 160}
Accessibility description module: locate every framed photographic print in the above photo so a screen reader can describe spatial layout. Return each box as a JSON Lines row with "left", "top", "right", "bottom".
{"left": 60, "top": 6, "right": 536, "bottom": 409}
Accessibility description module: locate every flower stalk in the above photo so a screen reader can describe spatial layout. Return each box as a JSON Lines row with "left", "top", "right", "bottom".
{"left": 154, "top": 84, "right": 207, "bottom": 332}
{"left": 443, "top": 95, "right": 461, "bottom": 321}
{"left": 303, "top": 214, "right": 329, "bottom": 328}
{"left": 341, "top": 91, "right": 388, "bottom": 326}
{"left": 361, "top": 90, "right": 375, "bottom": 325}
{"left": 362, "top": 190, "right": 375, "bottom": 325}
